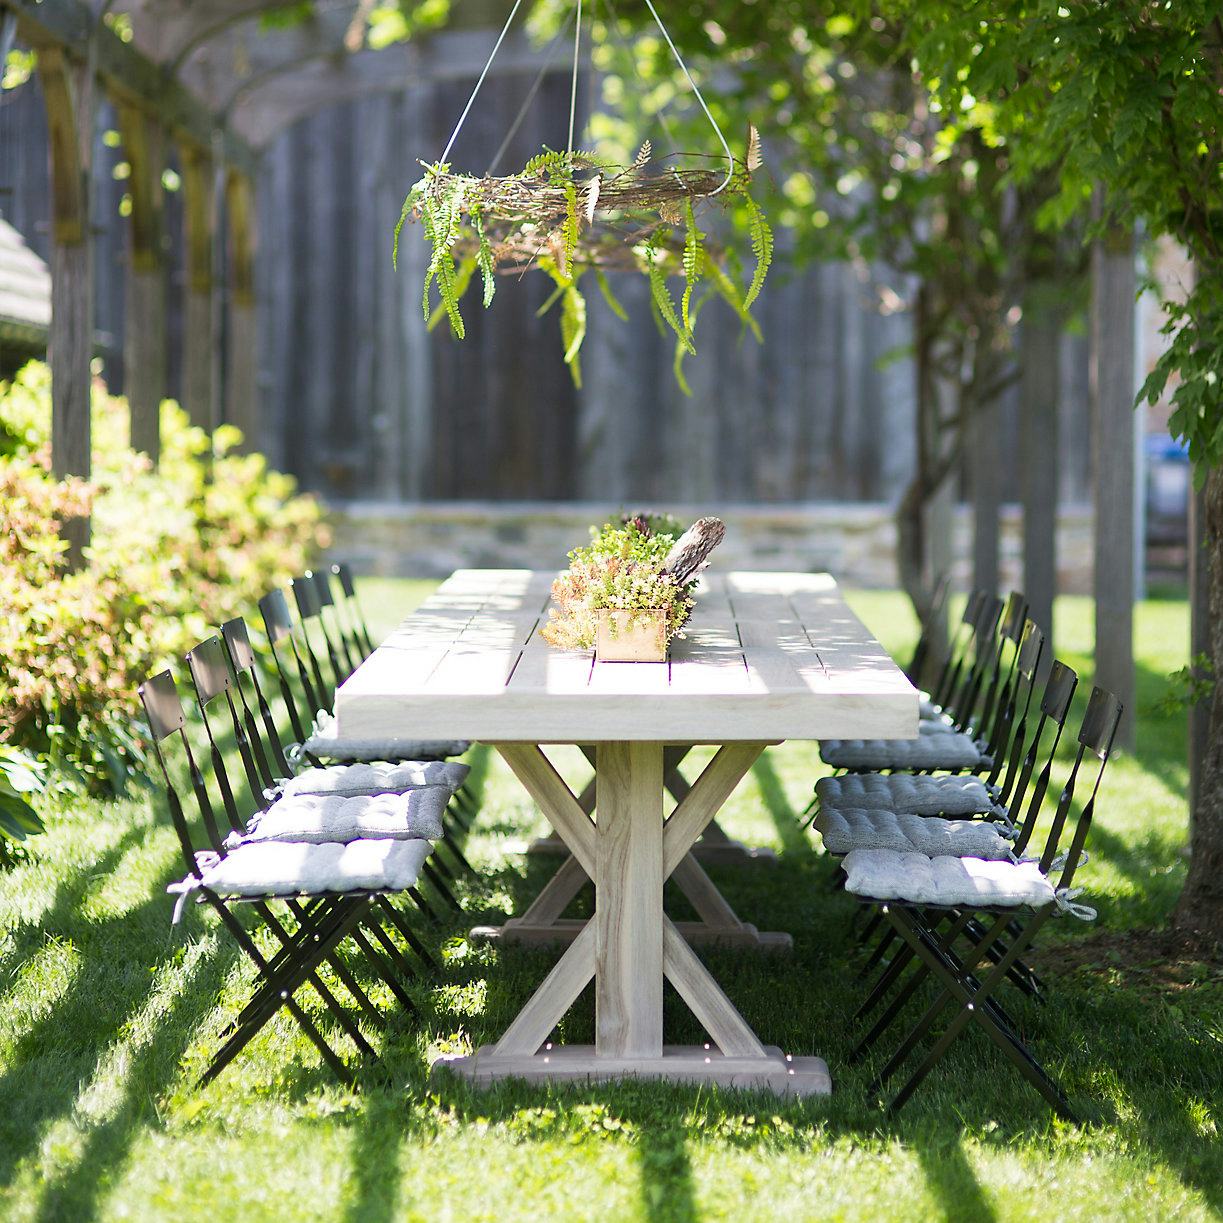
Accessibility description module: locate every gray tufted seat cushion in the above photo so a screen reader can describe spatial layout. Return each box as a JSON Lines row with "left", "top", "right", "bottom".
{"left": 302, "top": 711, "right": 469, "bottom": 763}
{"left": 819, "top": 731, "right": 987, "bottom": 772}
{"left": 815, "top": 807, "right": 1014, "bottom": 859}
{"left": 277, "top": 760, "right": 469, "bottom": 800}
{"left": 841, "top": 848, "right": 1056, "bottom": 908}
{"left": 815, "top": 773, "right": 1005, "bottom": 818}
{"left": 236, "top": 787, "right": 450, "bottom": 846}
{"left": 173, "top": 837, "right": 432, "bottom": 899}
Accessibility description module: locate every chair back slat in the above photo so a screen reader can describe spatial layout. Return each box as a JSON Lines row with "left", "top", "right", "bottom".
{"left": 186, "top": 635, "right": 233, "bottom": 705}
{"left": 989, "top": 619, "right": 1044, "bottom": 795}
{"left": 138, "top": 670, "right": 225, "bottom": 863}
{"left": 307, "top": 568, "right": 354, "bottom": 682}
{"left": 333, "top": 562, "right": 377, "bottom": 657}
{"left": 260, "top": 589, "right": 319, "bottom": 735}
{"left": 222, "top": 617, "right": 290, "bottom": 779}
{"left": 1006, "top": 660, "right": 1077, "bottom": 854}
{"left": 291, "top": 575, "right": 335, "bottom": 709}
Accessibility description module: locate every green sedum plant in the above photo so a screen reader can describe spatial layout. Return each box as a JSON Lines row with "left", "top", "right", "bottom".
{"left": 541, "top": 519, "right": 696, "bottom": 651}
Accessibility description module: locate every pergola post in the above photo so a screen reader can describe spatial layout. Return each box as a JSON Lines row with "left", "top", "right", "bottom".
{"left": 39, "top": 42, "right": 93, "bottom": 561}
{"left": 117, "top": 103, "right": 166, "bottom": 461}
{"left": 180, "top": 141, "right": 215, "bottom": 431}
{"left": 225, "top": 167, "right": 259, "bottom": 449}
{"left": 1090, "top": 219, "right": 1138, "bottom": 748}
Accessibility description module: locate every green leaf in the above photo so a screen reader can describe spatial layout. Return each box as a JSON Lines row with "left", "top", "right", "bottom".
{"left": 0, "top": 793, "right": 44, "bottom": 841}
{"left": 681, "top": 198, "right": 704, "bottom": 333}
{"left": 646, "top": 233, "right": 695, "bottom": 355}
{"left": 595, "top": 269, "right": 629, "bottom": 322}
{"left": 743, "top": 194, "right": 773, "bottom": 312}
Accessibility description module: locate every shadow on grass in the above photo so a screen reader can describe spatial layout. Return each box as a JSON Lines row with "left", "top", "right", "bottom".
{"left": 912, "top": 1132, "right": 997, "bottom": 1223}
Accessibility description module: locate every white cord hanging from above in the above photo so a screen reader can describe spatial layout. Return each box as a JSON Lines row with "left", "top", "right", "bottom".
{"left": 438, "top": 0, "right": 734, "bottom": 193}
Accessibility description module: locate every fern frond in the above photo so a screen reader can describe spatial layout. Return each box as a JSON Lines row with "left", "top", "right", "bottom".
{"left": 673, "top": 289, "right": 712, "bottom": 397}
{"left": 560, "top": 283, "right": 587, "bottom": 387}
{"left": 706, "top": 259, "right": 763, "bottom": 342}
{"left": 681, "top": 199, "right": 704, "bottom": 333}
{"left": 471, "top": 205, "right": 496, "bottom": 308}
{"left": 743, "top": 194, "right": 773, "bottom": 312}
{"left": 535, "top": 280, "right": 566, "bottom": 317}
{"left": 595, "top": 269, "right": 629, "bottom": 321}
{"left": 647, "top": 232, "right": 695, "bottom": 355}
{"left": 746, "top": 124, "right": 763, "bottom": 173}
{"left": 584, "top": 176, "right": 601, "bottom": 225}
{"left": 562, "top": 180, "right": 580, "bottom": 279}
{"left": 426, "top": 257, "right": 476, "bottom": 331}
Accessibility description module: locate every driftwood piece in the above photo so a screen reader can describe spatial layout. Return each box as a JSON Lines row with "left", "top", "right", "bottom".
{"left": 664, "top": 517, "right": 726, "bottom": 587}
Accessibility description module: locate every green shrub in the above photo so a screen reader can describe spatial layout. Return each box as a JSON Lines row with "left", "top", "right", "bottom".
{"left": 0, "top": 745, "right": 46, "bottom": 867}
{"left": 0, "top": 361, "right": 329, "bottom": 799}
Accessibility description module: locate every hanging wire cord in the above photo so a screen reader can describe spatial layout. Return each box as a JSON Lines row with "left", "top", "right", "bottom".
{"left": 439, "top": 0, "right": 735, "bottom": 195}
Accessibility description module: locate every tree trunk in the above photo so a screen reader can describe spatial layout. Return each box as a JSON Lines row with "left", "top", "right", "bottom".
{"left": 1175, "top": 463, "right": 1223, "bottom": 943}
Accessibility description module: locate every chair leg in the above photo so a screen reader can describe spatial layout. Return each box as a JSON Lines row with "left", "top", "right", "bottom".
{"left": 376, "top": 896, "right": 440, "bottom": 972}
{"left": 421, "top": 859, "right": 463, "bottom": 913}
{"left": 202, "top": 897, "right": 371, "bottom": 1086}
{"left": 887, "top": 912, "right": 1072, "bottom": 1118}
{"left": 854, "top": 940, "right": 918, "bottom": 1020}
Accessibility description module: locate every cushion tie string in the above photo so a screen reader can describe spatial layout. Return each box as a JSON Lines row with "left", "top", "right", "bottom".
{"left": 1055, "top": 887, "right": 1097, "bottom": 921}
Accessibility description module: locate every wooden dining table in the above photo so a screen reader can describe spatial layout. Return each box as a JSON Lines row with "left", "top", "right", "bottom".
{"left": 334, "top": 568, "right": 918, "bottom": 1096}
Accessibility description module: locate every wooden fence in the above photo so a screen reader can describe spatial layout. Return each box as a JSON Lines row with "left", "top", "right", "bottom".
{"left": 1, "top": 68, "right": 1093, "bottom": 505}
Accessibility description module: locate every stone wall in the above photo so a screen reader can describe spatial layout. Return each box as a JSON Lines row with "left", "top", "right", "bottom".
{"left": 329, "top": 500, "right": 1096, "bottom": 593}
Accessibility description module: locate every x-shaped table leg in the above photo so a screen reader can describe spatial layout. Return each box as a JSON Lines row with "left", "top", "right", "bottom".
{"left": 473, "top": 744, "right": 792, "bottom": 952}
{"left": 440, "top": 742, "right": 827, "bottom": 1095}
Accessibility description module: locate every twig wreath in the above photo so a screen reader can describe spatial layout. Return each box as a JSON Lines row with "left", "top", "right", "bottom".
{"left": 392, "top": 0, "right": 773, "bottom": 390}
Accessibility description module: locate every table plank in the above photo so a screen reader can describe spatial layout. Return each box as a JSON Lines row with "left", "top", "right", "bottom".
{"left": 335, "top": 569, "right": 918, "bottom": 742}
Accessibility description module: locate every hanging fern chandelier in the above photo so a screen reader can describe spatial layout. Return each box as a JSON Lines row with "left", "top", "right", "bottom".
{"left": 393, "top": 0, "right": 773, "bottom": 389}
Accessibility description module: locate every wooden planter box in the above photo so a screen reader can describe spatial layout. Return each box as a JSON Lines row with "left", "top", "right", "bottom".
{"left": 596, "top": 609, "right": 668, "bottom": 663}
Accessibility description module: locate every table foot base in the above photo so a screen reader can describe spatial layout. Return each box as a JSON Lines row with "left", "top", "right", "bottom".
{"left": 435, "top": 1044, "right": 831, "bottom": 1097}
{"left": 524, "top": 835, "right": 778, "bottom": 866}
{"left": 470, "top": 918, "right": 793, "bottom": 953}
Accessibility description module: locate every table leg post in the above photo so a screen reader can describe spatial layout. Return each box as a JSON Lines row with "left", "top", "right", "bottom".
{"left": 595, "top": 741, "right": 664, "bottom": 1059}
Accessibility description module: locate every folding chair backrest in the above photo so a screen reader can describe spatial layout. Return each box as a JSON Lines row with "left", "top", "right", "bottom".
{"left": 259, "top": 588, "right": 318, "bottom": 740}
{"left": 930, "top": 588, "right": 986, "bottom": 710}
{"left": 138, "top": 670, "right": 222, "bottom": 868}
{"left": 1008, "top": 660, "right": 1079, "bottom": 856}
{"left": 977, "top": 591, "right": 1031, "bottom": 764}
{"left": 333, "top": 562, "right": 376, "bottom": 657}
{"left": 186, "top": 636, "right": 262, "bottom": 833}
{"left": 319, "top": 565, "right": 367, "bottom": 674}
{"left": 1046, "top": 687, "right": 1123, "bottom": 884}
{"left": 944, "top": 594, "right": 1003, "bottom": 732}
{"left": 906, "top": 573, "right": 951, "bottom": 688}
{"left": 290, "top": 575, "right": 336, "bottom": 708}
{"left": 991, "top": 619, "right": 1045, "bottom": 797}
{"left": 222, "top": 617, "right": 290, "bottom": 780}
{"left": 308, "top": 568, "right": 356, "bottom": 680}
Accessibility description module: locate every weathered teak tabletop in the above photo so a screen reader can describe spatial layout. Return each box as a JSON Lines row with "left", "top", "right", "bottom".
{"left": 335, "top": 568, "right": 918, "bottom": 1096}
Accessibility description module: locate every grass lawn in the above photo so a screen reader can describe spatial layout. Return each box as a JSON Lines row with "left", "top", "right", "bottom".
{"left": 1, "top": 580, "right": 1219, "bottom": 1222}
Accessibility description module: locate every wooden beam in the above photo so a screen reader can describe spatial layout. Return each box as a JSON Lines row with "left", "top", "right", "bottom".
{"left": 39, "top": 42, "right": 92, "bottom": 562}
{"left": 5, "top": 0, "right": 257, "bottom": 176}
{"left": 1090, "top": 219, "right": 1138, "bottom": 748}
{"left": 117, "top": 103, "right": 166, "bottom": 461}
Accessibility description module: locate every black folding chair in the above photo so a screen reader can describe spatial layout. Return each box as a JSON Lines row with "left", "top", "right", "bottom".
{"left": 844, "top": 686, "right": 1122, "bottom": 1119}
{"left": 140, "top": 669, "right": 436, "bottom": 1087}
{"left": 184, "top": 636, "right": 440, "bottom": 970}
{"left": 850, "top": 649, "right": 1076, "bottom": 1015}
